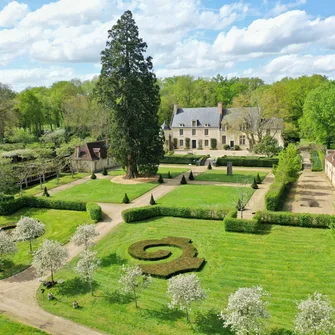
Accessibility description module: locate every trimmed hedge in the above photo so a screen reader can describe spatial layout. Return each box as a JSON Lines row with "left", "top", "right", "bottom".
{"left": 310, "top": 151, "right": 324, "bottom": 172}
{"left": 256, "top": 210, "right": 335, "bottom": 229}
{"left": 86, "top": 202, "right": 103, "bottom": 222}
{"left": 128, "top": 236, "right": 205, "bottom": 278}
{"left": 216, "top": 156, "right": 278, "bottom": 167}
{"left": 0, "top": 194, "right": 15, "bottom": 202}
{"left": 224, "top": 209, "right": 259, "bottom": 233}
{"left": 160, "top": 154, "right": 208, "bottom": 165}
{"left": 265, "top": 181, "right": 292, "bottom": 211}
{"left": 122, "top": 205, "right": 227, "bottom": 222}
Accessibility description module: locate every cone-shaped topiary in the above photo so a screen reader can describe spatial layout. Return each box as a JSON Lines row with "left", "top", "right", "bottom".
{"left": 102, "top": 167, "right": 108, "bottom": 176}
{"left": 256, "top": 173, "right": 262, "bottom": 184}
{"left": 189, "top": 171, "right": 195, "bottom": 180}
{"left": 91, "top": 173, "right": 97, "bottom": 180}
{"left": 158, "top": 174, "right": 164, "bottom": 184}
{"left": 167, "top": 171, "right": 172, "bottom": 179}
{"left": 236, "top": 198, "right": 245, "bottom": 211}
{"left": 149, "top": 194, "right": 156, "bottom": 205}
{"left": 251, "top": 177, "right": 258, "bottom": 189}
{"left": 207, "top": 161, "right": 212, "bottom": 170}
{"left": 123, "top": 193, "right": 130, "bottom": 204}
{"left": 180, "top": 175, "right": 187, "bottom": 184}
{"left": 42, "top": 186, "right": 50, "bottom": 197}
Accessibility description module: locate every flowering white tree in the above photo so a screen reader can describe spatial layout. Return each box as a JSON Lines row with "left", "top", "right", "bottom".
{"left": 71, "top": 224, "right": 99, "bottom": 251}
{"left": 13, "top": 216, "right": 45, "bottom": 253}
{"left": 220, "top": 286, "right": 269, "bottom": 335}
{"left": 119, "top": 265, "right": 151, "bottom": 308}
{"left": 75, "top": 249, "right": 101, "bottom": 296}
{"left": 295, "top": 292, "right": 335, "bottom": 335}
{"left": 0, "top": 230, "right": 17, "bottom": 267}
{"left": 167, "top": 274, "right": 207, "bottom": 322}
{"left": 32, "top": 239, "right": 68, "bottom": 281}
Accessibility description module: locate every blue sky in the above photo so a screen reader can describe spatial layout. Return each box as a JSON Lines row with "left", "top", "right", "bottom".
{"left": 0, "top": 0, "right": 334, "bottom": 90}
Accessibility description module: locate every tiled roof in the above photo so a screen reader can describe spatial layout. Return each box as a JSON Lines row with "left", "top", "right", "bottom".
{"left": 74, "top": 141, "right": 108, "bottom": 161}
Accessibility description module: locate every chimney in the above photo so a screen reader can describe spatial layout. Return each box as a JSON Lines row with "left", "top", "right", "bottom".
{"left": 218, "top": 102, "right": 223, "bottom": 118}
{"left": 173, "top": 104, "right": 179, "bottom": 115}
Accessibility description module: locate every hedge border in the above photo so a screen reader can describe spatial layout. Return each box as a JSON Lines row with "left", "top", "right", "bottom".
{"left": 160, "top": 154, "right": 208, "bottom": 165}
{"left": 223, "top": 209, "right": 260, "bottom": 234}
{"left": 265, "top": 181, "right": 292, "bottom": 211}
{"left": 216, "top": 156, "right": 278, "bottom": 168}
{"left": 128, "top": 236, "right": 205, "bottom": 279}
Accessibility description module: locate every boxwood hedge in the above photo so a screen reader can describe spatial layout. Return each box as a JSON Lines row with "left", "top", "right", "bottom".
{"left": 160, "top": 154, "right": 208, "bottom": 165}
{"left": 265, "top": 181, "right": 292, "bottom": 211}
{"left": 223, "top": 209, "right": 260, "bottom": 233}
{"left": 86, "top": 202, "right": 103, "bottom": 222}
{"left": 216, "top": 156, "right": 278, "bottom": 167}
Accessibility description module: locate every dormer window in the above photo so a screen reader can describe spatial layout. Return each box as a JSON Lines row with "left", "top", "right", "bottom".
{"left": 179, "top": 123, "right": 185, "bottom": 127}
{"left": 192, "top": 120, "right": 197, "bottom": 127}
{"left": 204, "top": 123, "right": 210, "bottom": 127}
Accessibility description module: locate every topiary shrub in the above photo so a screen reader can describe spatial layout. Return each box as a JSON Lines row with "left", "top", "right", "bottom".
{"left": 256, "top": 173, "right": 262, "bottom": 184}
{"left": 42, "top": 186, "right": 50, "bottom": 197}
{"left": 189, "top": 171, "right": 194, "bottom": 180}
{"left": 167, "top": 171, "right": 172, "bottom": 179}
{"left": 185, "top": 138, "right": 190, "bottom": 149}
{"left": 149, "top": 194, "right": 156, "bottom": 205}
{"left": 86, "top": 202, "right": 103, "bottom": 222}
{"left": 223, "top": 144, "right": 230, "bottom": 150}
{"left": 234, "top": 145, "right": 241, "bottom": 150}
{"left": 251, "top": 177, "right": 258, "bottom": 189}
{"left": 180, "top": 175, "right": 187, "bottom": 184}
{"left": 207, "top": 161, "right": 212, "bottom": 170}
{"left": 158, "top": 174, "right": 164, "bottom": 184}
{"left": 91, "top": 173, "right": 97, "bottom": 180}
{"left": 102, "top": 167, "right": 108, "bottom": 176}
{"left": 123, "top": 193, "right": 130, "bottom": 204}
{"left": 210, "top": 138, "right": 217, "bottom": 150}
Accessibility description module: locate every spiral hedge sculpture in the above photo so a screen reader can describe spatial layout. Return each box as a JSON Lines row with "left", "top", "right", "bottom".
{"left": 128, "top": 236, "right": 205, "bottom": 278}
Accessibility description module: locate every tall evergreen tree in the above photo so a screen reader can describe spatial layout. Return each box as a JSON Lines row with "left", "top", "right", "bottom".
{"left": 96, "top": 11, "right": 163, "bottom": 179}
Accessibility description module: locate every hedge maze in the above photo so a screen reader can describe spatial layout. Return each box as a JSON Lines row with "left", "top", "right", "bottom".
{"left": 128, "top": 236, "right": 205, "bottom": 278}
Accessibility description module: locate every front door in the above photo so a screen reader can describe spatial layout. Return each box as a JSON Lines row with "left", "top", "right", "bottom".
{"left": 192, "top": 140, "right": 197, "bottom": 149}
{"left": 230, "top": 140, "right": 234, "bottom": 148}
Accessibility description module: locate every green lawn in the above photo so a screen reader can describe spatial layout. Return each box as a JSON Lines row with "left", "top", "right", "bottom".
{"left": 0, "top": 208, "right": 94, "bottom": 279}
{"left": 38, "top": 217, "right": 335, "bottom": 334}
{"left": 157, "top": 184, "right": 254, "bottom": 212}
{"left": 0, "top": 314, "right": 48, "bottom": 335}
{"left": 108, "top": 168, "right": 126, "bottom": 176}
{"left": 157, "top": 167, "right": 189, "bottom": 178}
{"left": 53, "top": 179, "right": 158, "bottom": 203}
{"left": 18, "top": 173, "right": 88, "bottom": 196}
{"left": 196, "top": 169, "right": 268, "bottom": 183}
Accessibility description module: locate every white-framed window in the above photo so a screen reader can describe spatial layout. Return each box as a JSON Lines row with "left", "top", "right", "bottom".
{"left": 192, "top": 120, "right": 197, "bottom": 127}
{"left": 239, "top": 135, "right": 246, "bottom": 145}
{"left": 239, "top": 123, "right": 247, "bottom": 131}
{"left": 180, "top": 139, "right": 184, "bottom": 146}
{"left": 222, "top": 135, "right": 227, "bottom": 144}
{"left": 192, "top": 129, "right": 196, "bottom": 136}
{"left": 204, "top": 139, "right": 209, "bottom": 147}
{"left": 179, "top": 129, "right": 183, "bottom": 136}
{"left": 204, "top": 129, "right": 209, "bottom": 136}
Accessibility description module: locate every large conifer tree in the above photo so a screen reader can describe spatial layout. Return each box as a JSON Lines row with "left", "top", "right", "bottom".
{"left": 96, "top": 11, "right": 163, "bottom": 178}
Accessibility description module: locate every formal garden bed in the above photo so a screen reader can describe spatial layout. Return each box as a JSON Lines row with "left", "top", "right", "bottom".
{"left": 196, "top": 169, "right": 267, "bottom": 183}
{"left": 37, "top": 216, "right": 335, "bottom": 334}
{"left": 0, "top": 207, "right": 94, "bottom": 279}
{"left": 0, "top": 314, "right": 48, "bottom": 335}
{"left": 52, "top": 179, "right": 159, "bottom": 203}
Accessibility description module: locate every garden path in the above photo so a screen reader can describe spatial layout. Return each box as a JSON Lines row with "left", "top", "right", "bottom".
{"left": 0, "top": 165, "right": 272, "bottom": 334}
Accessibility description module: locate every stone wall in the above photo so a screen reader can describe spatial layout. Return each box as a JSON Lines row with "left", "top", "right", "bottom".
{"left": 72, "top": 158, "right": 118, "bottom": 173}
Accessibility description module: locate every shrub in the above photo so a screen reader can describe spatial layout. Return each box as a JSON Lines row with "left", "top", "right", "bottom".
{"left": 158, "top": 174, "right": 164, "bottom": 184}
{"left": 0, "top": 193, "right": 15, "bottom": 202}
{"left": 256, "top": 173, "right": 262, "bottom": 184}
{"left": 265, "top": 181, "right": 292, "bottom": 211}
{"left": 123, "top": 193, "right": 130, "bottom": 204}
{"left": 128, "top": 237, "right": 205, "bottom": 278}
{"left": 224, "top": 210, "right": 259, "bottom": 233}
{"left": 91, "top": 173, "right": 97, "bottom": 180}
{"left": 102, "top": 167, "right": 108, "bottom": 176}
{"left": 161, "top": 154, "right": 207, "bottom": 165}
{"left": 180, "top": 175, "right": 187, "bottom": 184}
{"left": 234, "top": 145, "right": 241, "bottom": 150}
{"left": 86, "top": 202, "right": 102, "bottom": 222}
{"left": 149, "top": 194, "right": 156, "bottom": 205}
{"left": 216, "top": 156, "right": 278, "bottom": 167}
{"left": 189, "top": 171, "right": 194, "bottom": 180}
{"left": 42, "top": 187, "right": 50, "bottom": 197}
{"left": 185, "top": 138, "right": 190, "bottom": 149}
{"left": 207, "top": 161, "right": 212, "bottom": 170}
{"left": 310, "top": 151, "right": 324, "bottom": 172}
{"left": 167, "top": 171, "right": 172, "bottom": 179}
{"left": 25, "top": 197, "right": 86, "bottom": 211}
{"left": 210, "top": 138, "right": 217, "bottom": 150}
{"left": 251, "top": 178, "right": 258, "bottom": 189}
{"left": 223, "top": 144, "right": 230, "bottom": 150}
{"left": 256, "top": 210, "right": 335, "bottom": 229}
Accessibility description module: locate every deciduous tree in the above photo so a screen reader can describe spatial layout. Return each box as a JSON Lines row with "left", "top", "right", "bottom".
{"left": 71, "top": 224, "right": 99, "bottom": 251}
{"left": 0, "top": 231, "right": 17, "bottom": 268}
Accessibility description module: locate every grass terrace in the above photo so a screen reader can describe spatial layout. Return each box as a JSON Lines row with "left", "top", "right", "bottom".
{"left": 196, "top": 169, "right": 268, "bottom": 183}
{"left": 0, "top": 207, "right": 94, "bottom": 279}
{"left": 0, "top": 314, "right": 49, "bottom": 335}
{"left": 53, "top": 179, "right": 158, "bottom": 203}
{"left": 38, "top": 217, "right": 335, "bottom": 334}
{"left": 157, "top": 167, "right": 189, "bottom": 178}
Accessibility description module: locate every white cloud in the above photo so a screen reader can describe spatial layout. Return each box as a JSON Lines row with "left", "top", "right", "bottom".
{"left": 0, "top": 1, "right": 29, "bottom": 27}
{"left": 271, "top": 0, "right": 307, "bottom": 16}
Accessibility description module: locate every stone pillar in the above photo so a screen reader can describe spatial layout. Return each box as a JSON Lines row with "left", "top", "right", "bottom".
{"left": 227, "top": 162, "right": 233, "bottom": 176}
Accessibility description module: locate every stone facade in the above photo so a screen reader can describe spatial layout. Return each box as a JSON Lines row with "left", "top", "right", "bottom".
{"left": 325, "top": 150, "right": 335, "bottom": 187}
{"left": 163, "top": 103, "right": 284, "bottom": 151}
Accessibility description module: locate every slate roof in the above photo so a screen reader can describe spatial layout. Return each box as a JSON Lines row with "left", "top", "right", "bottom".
{"left": 74, "top": 141, "right": 108, "bottom": 161}
{"left": 171, "top": 107, "right": 221, "bottom": 128}
{"left": 161, "top": 121, "right": 171, "bottom": 131}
